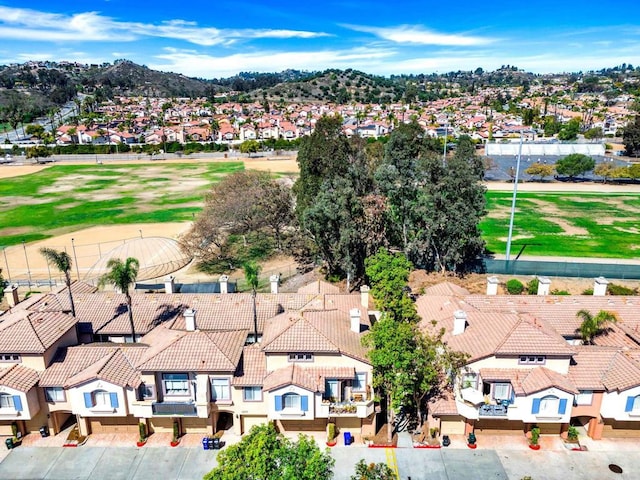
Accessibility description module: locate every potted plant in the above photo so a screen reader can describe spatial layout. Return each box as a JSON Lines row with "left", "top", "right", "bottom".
{"left": 529, "top": 426, "right": 540, "bottom": 450}
{"left": 326, "top": 422, "right": 337, "bottom": 447}
{"left": 170, "top": 420, "right": 180, "bottom": 447}
{"left": 137, "top": 422, "right": 147, "bottom": 447}
{"left": 467, "top": 432, "right": 477, "bottom": 449}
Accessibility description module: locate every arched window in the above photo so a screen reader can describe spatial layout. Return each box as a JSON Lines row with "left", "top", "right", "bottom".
{"left": 539, "top": 395, "right": 559, "bottom": 415}
{"left": 282, "top": 393, "right": 300, "bottom": 410}
{"left": 0, "top": 393, "right": 14, "bottom": 409}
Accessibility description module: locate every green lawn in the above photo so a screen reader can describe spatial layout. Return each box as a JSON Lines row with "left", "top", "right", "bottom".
{"left": 481, "top": 192, "right": 640, "bottom": 259}
{"left": 0, "top": 162, "right": 244, "bottom": 247}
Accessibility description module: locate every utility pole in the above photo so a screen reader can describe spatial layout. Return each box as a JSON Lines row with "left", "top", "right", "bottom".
{"left": 505, "top": 133, "right": 524, "bottom": 261}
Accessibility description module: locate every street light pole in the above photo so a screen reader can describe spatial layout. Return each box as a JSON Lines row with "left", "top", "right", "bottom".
{"left": 505, "top": 132, "right": 524, "bottom": 261}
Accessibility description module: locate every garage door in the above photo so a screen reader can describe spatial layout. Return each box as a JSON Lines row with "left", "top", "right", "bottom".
{"left": 182, "top": 417, "right": 210, "bottom": 434}
{"left": 440, "top": 416, "right": 465, "bottom": 435}
{"left": 280, "top": 418, "right": 327, "bottom": 432}
{"left": 242, "top": 416, "right": 268, "bottom": 434}
{"left": 538, "top": 423, "right": 562, "bottom": 435}
{"left": 89, "top": 416, "right": 138, "bottom": 433}
{"left": 475, "top": 420, "right": 524, "bottom": 435}
{"left": 602, "top": 419, "right": 640, "bottom": 438}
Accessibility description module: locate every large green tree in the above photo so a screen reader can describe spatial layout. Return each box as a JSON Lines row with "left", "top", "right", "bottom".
{"left": 557, "top": 118, "right": 581, "bottom": 140}
{"left": 204, "top": 423, "right": 334, "bottom": 480}
{"left": 39, "top": 248, "right": 76, "bottom": 317}
{"left": 350, "top": 460, "right": 394, "bottom": 480}
{"left": 98, "top": 257, "right": 140, "bottom": 342}
{"left": 623, "top": 116, "right": 640, "bottom": 157}
{"left": 294, "top": 114, "right": 351, "bottom": 216}
{"left": 555, "top": 153, "right": 595, "bottom": 179}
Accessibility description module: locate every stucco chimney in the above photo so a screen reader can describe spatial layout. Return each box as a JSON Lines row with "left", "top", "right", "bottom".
{"left": 184, "top": 309, "right": 197, "bottom": 331}
{"left": 219, "top": 275, "right": 229, "bottom": 294}
{"left": 453, "top": 310, "right": 468, "bottom": 336}
{"left": 4, "top": 284, "right": 19, "bottom": 308}
{"left": 360, "top": 285, "right": 370, "bottom": 309}
{"left": 164, "top": 275, "right": 175, "bottom": 294}
{"left": 537, "top": 277, "right": 551, "bottom": 296}
{"left": 350, "top": 308, "right": 361, "bottom": 333}
{"left": 593, "top": 277, "right": 609, "bottom": 296}
{"left": 486, "top": 277, "right": 499, "bottom": 296}
{"left": 270, "top": 274, "right": 280, "bottom": 294}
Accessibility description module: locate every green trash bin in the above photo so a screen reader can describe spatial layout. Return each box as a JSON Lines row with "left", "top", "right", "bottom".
{"left": 5, "top": 438, "right": 14, "bottom": 450}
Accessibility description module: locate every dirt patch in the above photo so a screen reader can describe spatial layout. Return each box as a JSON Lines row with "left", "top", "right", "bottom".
{"left": 0, "top": 226, "right": 33, "bottom": 236}
{"left": 526, "top": 198, "right": 589, "bottom": 235}
{"left": 0, "top": 164, "right": 50, "bottom": 179}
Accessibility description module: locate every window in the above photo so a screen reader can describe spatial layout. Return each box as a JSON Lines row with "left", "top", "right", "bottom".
{"left": 0, "top": 354, "right": 20, "bottom": 363}
{"left": 210, "top": 378, "right": 231, "bottom": 402}
{"left": 243, "top": 386, "right": 262, "bottom": 402}
{"left": 94, "top": 390, "right": 110, "bottom": 407}
{"left": 283, "top": 393, "right": 301, "bottom": 410}
{"left": 575, "top": 390, "right": 593, "bottom": 406}
{"left": 288, "top": 353, "right": 313, "bottom": 362}
{"left": 493, "top": 383, "right": 511, "bottom": 401}
{"left": 162, "top": 373, "right": 189, "bottom": 395}
{"left": 462, "top": 372, "right": 478, "bottom": 389}
{"left": 625, "top": 395, "right": 640, "bottom": 413}
{"left": 325, "top": 380, "right": 339, "bottom": 401}
{"left": 519, "top": 356, "right": 546, "bottom": 365}
{"left": 275, "top": 392, "right": 308, "bottom": 412}
{"left": 0, "top": 393, "right": 14, "bottom": 409}
{"left": 139, "top": 383, "right": 156, "bottom": 401}
{"left": 44, "top": 387, "right": 65, "bottom": 402}
{"left": 353, "top": 372, "right": 367, "bottom": 392}
{"left": 532, "top": 395, "right": 567, "bottom": 416}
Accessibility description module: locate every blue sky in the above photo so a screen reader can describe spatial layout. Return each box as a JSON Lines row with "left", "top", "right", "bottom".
{"left": 1, "top": 1, "right": 639, "bottom": 78}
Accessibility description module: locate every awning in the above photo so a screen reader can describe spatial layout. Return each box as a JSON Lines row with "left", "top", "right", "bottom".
{"left": 461, "top": 387, "right": 485, "bottom": 405}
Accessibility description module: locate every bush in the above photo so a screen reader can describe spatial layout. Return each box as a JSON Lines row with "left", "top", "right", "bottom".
{"left": 327, "top": 422, "right": 337, "bottom": 442}
{"left": 567, "top": 426, "right": 579, "bottom": 442}
{"left": 550, "top": 289, "right": 570, "bottom": 295}
{"left": 530, "top": 426, "right": 540, "bottom": 446}
{"left": 582, "top": 288, "right": 594, "bottom": 295}
{"left": 526, "top": 278, "right": 539, "bottom": 295}
{"left": 506, "top": 279, "right": 524, "bottom": 294}
{"left": 608, "top": 283, "right": 637, "bottom": 295}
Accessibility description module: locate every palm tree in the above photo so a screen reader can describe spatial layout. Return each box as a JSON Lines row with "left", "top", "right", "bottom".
{"left": 243, "top": 261, "right": 261, "bottom": 343}
{"left": 39, "top": 248, "right": 76, "bottom": 317}
{"left": 576, "top": 309, "right": 618, "bottom": 344}
{"left": 99, "top": 257, "right": 140, "bottom": 342}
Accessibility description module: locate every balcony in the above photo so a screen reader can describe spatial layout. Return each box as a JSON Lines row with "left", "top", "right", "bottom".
{"left": 152, "top": 402, "right": 197, "bottom": 416}
{"left": 318, "top": 399, "right": 375, "bottom": 418}
{"left": 478, "top": 403, "right": 509, "bottom": 417}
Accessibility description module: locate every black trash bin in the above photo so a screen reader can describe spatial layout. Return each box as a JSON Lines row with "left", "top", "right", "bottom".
{"left": 442, "top": 435, "right": 451, "bottom": 447}
{"left": 5, "top": 438, "right": 14, "bottom": 450}
{"left": 39, "top": 426, "right": 49, "bottom": 438}
{"left": 211, "top": 437, "right": 221, "bottom": 450}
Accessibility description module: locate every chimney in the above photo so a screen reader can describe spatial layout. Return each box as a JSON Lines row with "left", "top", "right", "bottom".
{"left": 537, "top": 277, "right": 551, "bottom": 296}
{"left": 270, "top": 274, "right": 280, "bottom": 294}
{"left": 350, "top": 308, "right": 361, "bottom": 333}
{"left": 4, "top": 284, "right": 19, "bottom": 308}
{"left": 360, "top": 285, "right": 370, "bottom": 309}
{"left": 184, "top": 309, "right": 196, "bottom": 331}
{"left": 593, "top": 277, "right": 609, "bottom": 296}
{"left": 219, "top": 275, "right": 229, "bottom": 294}
{"left": 164, "top": 275, "right": 175, "bottom": 294}
{"left": 453, "top": 310, "right": 468, "bottom": 335}
{"left": 486, "top": 276, "right": 499, "bottom": 296}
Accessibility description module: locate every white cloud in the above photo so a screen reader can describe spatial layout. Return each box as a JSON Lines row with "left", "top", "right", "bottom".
{"left": 149, "top": 47, "right": 396, "bottom": 78}
{"left": 0, "top": 6, "right": 329, "bottom": 46}
{"left": 344, "top": 24, "right": 496, "bottom": 46}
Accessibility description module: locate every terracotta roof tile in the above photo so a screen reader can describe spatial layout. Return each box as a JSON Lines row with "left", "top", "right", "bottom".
{"left": 479, "top": 367, "right": 578, "bottom": 396}
{"left": 0, "top": 364, "right": 39, "bottom": 391}
{"left": 0, "top": 311, "right": 76, "bottom": 354}
{"left": 233, "top": 345, "right": 266, "bottom": 386}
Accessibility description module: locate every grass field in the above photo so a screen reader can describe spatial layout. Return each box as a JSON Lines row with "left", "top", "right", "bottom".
{"left": 482, "top": 191, "right": 640, "bottom": 259}
{"left": 0, "top": 162, "right": 244, "bottom": 247}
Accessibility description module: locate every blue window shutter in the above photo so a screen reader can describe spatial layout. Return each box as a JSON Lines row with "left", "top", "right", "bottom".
{"left": 275, "top": 395, "right": 283, "bottom": 411}
{"left": 531, "top": 398, "right": 541, "bottom": 414}
{"left": 558, "top": 398, "right": 567, "bottom": 415}
{"left": 84, "top": 392, "right": 93, "bottom": 408}
{"left": 110, "top": 392, "right": 119, "bottom": 409}
{"left": 12, "top": 396, "right": 22, "bottom": 412}
{"left": 301, "top": 396, "right": 309, "bottom": 412}
{"left": 625, "top": 396, "right": 635, "bottom": 412}
{"left": 510, "top": 389, "right": 515, "bottom": 404}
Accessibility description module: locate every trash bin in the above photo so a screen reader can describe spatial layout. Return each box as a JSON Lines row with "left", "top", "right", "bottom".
{"left": 207, "top": 437, "right": 214, "bottom": 450}
{"left": 39, "top": 426, "right": 49, "bottom": 437}
{"left": 442, "top": 435, "right": 451, "bottom": 447}
{"left": 5, "top": 438, "right": 14, "bottom": 450}
{"left": 202, "top": 437, "right": 209, "bottom": 450}
{"left": 343, "top": 432, "right": 352, "bottom": 445}
{"left": 211, "top": 437, "right": 221, "bottom": 450}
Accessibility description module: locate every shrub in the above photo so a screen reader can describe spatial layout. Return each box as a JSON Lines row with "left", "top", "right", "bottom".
{"left": 526, "top": 278, "right": 539, "bottom": 295}
{"left": 530, "top": 426, "right": 540, "bottom": 445}
{"left": 172, "top": 420, "right": 180, "bottom": 441}
{"left": 506, "top": 279, "right": 524, "bottom": 294}
{"left": 551, "top": 289, "right": 570, "bottom": 295}
{"left": 582, "top": 288, "right": 594, "bottom": 295}
{"left": 608, "top": 283, "right": 637, "bottom": 295}
{"left": 567, "top": 426, "right": 579, "bottom": 442}
{"left": 327, "top": 422, "right": 337, "bottom": 442}
{"left": 138, "top": 422, "right": 147, "bottom": 442}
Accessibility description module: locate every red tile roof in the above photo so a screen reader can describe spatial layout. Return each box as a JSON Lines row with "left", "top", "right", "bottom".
{"left": 0, "top": 364, "right": 40, "bottom": 392}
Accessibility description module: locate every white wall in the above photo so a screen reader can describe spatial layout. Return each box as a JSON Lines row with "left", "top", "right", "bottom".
{"left": 70, "top": 380, "right": 128, "bottom": 417}
{"left": 268, "top": 385, "right": 315, "bottom": 420}
{"left": 601, "top": 385, "right": 640, "bottom": 421}
{"left": 485, "top": 142, "right": 605, "bottom": 157}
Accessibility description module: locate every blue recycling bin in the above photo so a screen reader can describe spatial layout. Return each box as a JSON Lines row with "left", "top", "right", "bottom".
{"left": 343, "top": 432, "right": 352, "bottom": 445}
{"left": 202, "top": 437, "right": 209, "bottom": 450}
